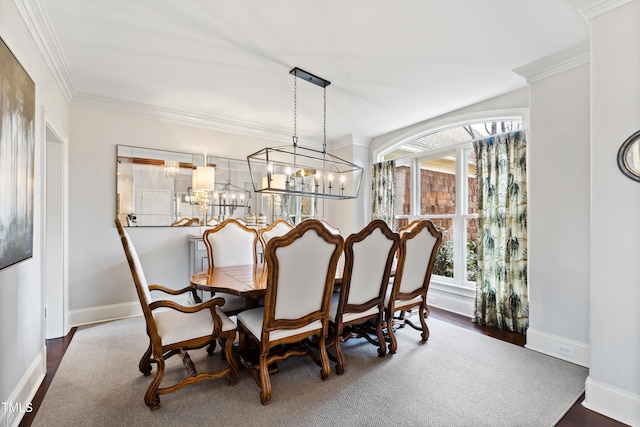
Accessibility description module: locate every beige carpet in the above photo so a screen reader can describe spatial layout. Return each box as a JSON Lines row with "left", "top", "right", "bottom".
{"left": 33, "top": 315, "right": 587, "bottom": 427}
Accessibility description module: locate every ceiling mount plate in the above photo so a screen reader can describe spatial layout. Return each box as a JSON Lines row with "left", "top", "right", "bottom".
{"left": 290, "top": 67, "right": 331, "bottom": 88}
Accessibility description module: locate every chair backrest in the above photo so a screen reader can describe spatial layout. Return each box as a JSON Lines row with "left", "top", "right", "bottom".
{"left": 203, "top": 218, "right": 260, "bottom": 268}
{"left": 206, "top": 217, "right": 220, "bottom": 226}
{"left": 114, "top": 218, "right": 157, "bottom": 333}
{"left": 263, "top": 219, "right": 344, "bottom": 331}
{"left": 171, "top": 217, "right": 190, "bottom": 226}
{"left": 340, "top": 220, "right": 399, "bottom": 310}
{"left": 398, "top": 219, "right": 421, "bottom": 236}
{"left": 393, "top": 220, "right": 442, "bottom": 296}
{"left": 259, "top": 219, "right": 294, "bottom": 249}
{"left": 319, "top": 219, "right": 341, "bottom": 235}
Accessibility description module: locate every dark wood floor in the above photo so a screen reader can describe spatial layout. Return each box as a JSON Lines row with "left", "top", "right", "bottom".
{"left": 19, "top": 308, "right": 626, "bottom": 427}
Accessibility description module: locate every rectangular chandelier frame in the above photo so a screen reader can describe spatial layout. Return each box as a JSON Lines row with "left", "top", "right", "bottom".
{"left": 247, "top": 144, "right": 363, "bottom": 200}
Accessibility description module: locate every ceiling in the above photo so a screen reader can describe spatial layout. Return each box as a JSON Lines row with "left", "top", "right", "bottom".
{"left": 36, "top": 0, "right": 588, "bottom": 144}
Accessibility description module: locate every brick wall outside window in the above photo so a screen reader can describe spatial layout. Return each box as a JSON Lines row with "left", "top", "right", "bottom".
{"left": 395, "top": 166, "right": 478, "bottom": 242}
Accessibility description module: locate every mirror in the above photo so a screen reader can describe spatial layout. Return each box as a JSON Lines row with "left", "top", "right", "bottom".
{"left": 116, "top": 146, "right": 262, "bottom": 227}
{"left": 618, "top": 130, "right": 640, "bottom": 182}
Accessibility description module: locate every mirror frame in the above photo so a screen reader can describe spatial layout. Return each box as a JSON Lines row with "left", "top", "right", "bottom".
{"left": 617, "top": 130, "right": 640, "bottom": 182}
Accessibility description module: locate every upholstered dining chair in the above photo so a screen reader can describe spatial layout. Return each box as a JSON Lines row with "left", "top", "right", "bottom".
{"left": 203, "top": 218, "right": 261, "bottom": 313}
{"left": 385, "top": 219, "right": 442, "bottom": 353}
{"left": 328, "top": 220, "right": 399, "bottom": 375}
{"left": 114, "top": 218, "right": 238, "bottom": 410}
{"left": 236, "top": 219, "right": 344, "bottom": 405}
{"left": 258, "top": 219, "right": 294, "bottom": 250}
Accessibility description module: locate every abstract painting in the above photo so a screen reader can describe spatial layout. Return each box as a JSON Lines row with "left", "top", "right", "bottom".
{"left": 0, "top": 36, "right": 35, "bottom": 270}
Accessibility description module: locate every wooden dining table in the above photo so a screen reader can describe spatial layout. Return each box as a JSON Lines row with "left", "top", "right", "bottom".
{"left": 190, "top": 261, "right": 346, "bottom": 308}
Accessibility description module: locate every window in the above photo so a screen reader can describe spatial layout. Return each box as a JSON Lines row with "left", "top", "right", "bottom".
{"left": 383, "top": 118, "right": 521, "bottom": 288}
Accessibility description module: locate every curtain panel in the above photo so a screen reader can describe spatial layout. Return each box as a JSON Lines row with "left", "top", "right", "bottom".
{"left": 371, "top": 160, "right": 396, "bottom": 228}
{"left": 474, "top": 131, "right": 528, "bottom": 334}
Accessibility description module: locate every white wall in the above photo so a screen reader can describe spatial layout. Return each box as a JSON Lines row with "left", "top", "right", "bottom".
{"left": 67, "top": 105, "right": 283, "bottom": 323}
{"left": 0, "top": 0, "right": 69, "bottom": 424}
{"left": 585, "top": 1, "right": 640, "bottom": 424}
{"left": 328, "top": 135, "right": 371, "bottom": 235}
{"left": 526, "top": 63, "right": 591, "bottom": 366}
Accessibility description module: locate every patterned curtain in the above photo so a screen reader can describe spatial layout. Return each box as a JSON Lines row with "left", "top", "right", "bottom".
{"left": 474, "top": 131, "right": 528, "bottom": 334}
{"left": 371, "top": 160, "right": 396, "bottom": 228}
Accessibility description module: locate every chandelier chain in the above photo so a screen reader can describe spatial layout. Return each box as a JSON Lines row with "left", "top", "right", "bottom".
{"left": 293, "top": 74, "right": 297, "bottom": 145}
{"left": 323, "top": 87, "right": 327, "bottom": 153}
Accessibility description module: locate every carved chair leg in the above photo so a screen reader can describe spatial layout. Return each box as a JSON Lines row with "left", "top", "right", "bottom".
{"left": 223, "top": 336, "right": 238, "bottom": 386}
{"left": 334, "top": 328, "right": 346, "bottom": 375}
{"left": 218, "top": 338, "right": 227, "bottom": 359}
{"left": 139, "top": 342, "right": 153, "bottom": 376}
{"left": 375, "top": 317, "right": 387, "bottom": 357}
{"left": 418, "top": 305, "right": 430, "bottom": 342}
{"left": 259, "top": 351, "right": 272, "bottom": 405}
{"left": 318, "top": 335, "right": 331, "bottom": 381}
{"left": 386, "top": 308, "right": 398, "bottom": 354}
{"left": 206, "top": 339, "right": 217, "bottom": 356}
{"left": 179, "top": 349, "right": 197, "bottom": 377}
{"left": 144, "top": 357, "right": 164, "bottom": 410}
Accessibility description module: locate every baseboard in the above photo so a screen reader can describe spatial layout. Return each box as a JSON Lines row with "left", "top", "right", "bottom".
{"left": 583, "top": 377, "right": 640, "bottom": 426}
{"left": 0, "top": 349, "right": 45, "bottom": 427}
{"left": 525, "top": 327, "right": 589, "bottom": 367}
{"left": 428, "top": 288, "right": 475, "bottom": 318}
{"left": 69, "top": 302, "right": 141, "bottom": 327}
{"left": 69, "top": 294, "right": 192, "bottom": 327}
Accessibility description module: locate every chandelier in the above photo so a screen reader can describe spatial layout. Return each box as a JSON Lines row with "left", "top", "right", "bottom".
{"left": 186, "top": 160, "right": 251, "bottom": 218}
{"left": 247, "top": 67, "right": 363, "bottom": 200}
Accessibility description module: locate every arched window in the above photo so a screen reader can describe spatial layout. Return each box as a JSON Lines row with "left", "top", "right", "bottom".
{"left": 380, "top": 117, "right": 523, "bottom": 288}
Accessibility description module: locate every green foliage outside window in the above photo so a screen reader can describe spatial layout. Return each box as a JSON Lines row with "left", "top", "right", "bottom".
{"left": 432, "top": 226, "right": 478, "bottom": 282}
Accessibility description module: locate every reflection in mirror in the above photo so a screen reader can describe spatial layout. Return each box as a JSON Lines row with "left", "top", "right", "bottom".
{"left": 116, "top": 146, "right": 267, "bottom": 227}
{"left": 117, "top": 146, "right": 204, "bottom": 227}
{"left": 618, "top": 130, "right": 640, "bottom": 182}
{"left": 195, "top": 156, "right": 259, "bottom": 223}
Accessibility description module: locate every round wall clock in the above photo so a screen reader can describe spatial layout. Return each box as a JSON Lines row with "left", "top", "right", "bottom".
{"left": 617, "top": 130, "right": 640, "bottom": 182}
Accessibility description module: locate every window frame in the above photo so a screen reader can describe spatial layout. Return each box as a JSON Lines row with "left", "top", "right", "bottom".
{"left": 376, "top": 110, "right": 526, "bottom": 294}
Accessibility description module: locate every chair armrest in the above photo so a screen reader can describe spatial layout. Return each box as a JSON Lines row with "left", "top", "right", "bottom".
{"left": 148, "top": 284, "right": 202, "bottom": 304}
{"left": 149, "top": 297, "right": 224, "bottom": 314}
{"left": 149, "top": 297, "right": 228, "bottom": 335}
{"left": 148, "top": 284, "right": 194, "bottom": 295}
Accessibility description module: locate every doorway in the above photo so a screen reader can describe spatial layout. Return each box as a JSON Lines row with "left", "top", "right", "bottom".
{"left": 44, "top": 118, "right": 68, "bottom": 339}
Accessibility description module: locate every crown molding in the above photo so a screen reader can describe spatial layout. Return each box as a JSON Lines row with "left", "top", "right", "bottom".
{"left": 72, "top": 92, "right": 311, "bottom": 143}
{"left": 513, "top": 42, "right": 590, "bottom": 84}
{"left": 331, "top": 134, "right": 371, "bottom": 151}
{"left": 14, "top": 0, "right": 77, "bottom": 102}
{"left": 565, "top": 0, "right": 636, "bottom": 30}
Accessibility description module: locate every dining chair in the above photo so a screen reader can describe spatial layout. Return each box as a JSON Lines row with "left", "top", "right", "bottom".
{"left": 385, "top": 219, "right": 442, "bottom": 353}
{"left": 236, "top": 219, "right": 344, "bottom": 404}
{"left": 203, "top": 218, "right": 261, "bottom": 313}
{"left": 171, "top": 217, "right": 191, "bottom": 226}
{"left": 258, "top": 219, "right": 294, "bottom": 250}
{"left": 114, "top": 218, "right": 238, "bottom": 410}
{"left": 328, "top": 219, "right": 399, "bottom": 374}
